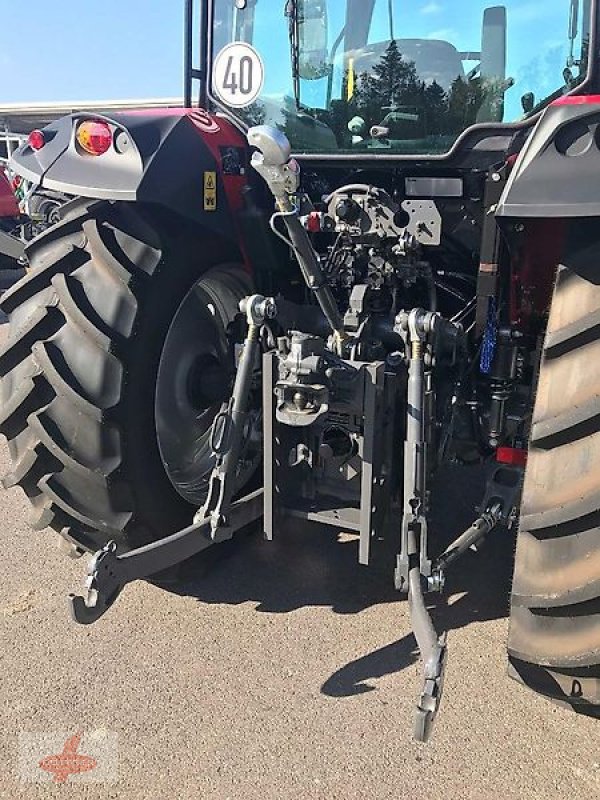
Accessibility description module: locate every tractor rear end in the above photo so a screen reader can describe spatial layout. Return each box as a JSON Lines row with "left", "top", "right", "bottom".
{"left": 2, "top": 0, "right": 600, "bottom": 738}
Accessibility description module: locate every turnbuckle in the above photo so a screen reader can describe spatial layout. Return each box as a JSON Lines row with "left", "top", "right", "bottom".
{"left": 200, "top": 295, "right": 276, "bottom": 537}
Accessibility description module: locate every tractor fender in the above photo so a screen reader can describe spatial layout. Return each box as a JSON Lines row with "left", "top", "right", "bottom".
{"left": 0, "top": 229, "right": 25, "bottom": 261}
{"left": 9, "top": 109, "right": 250, "bottom": 236}
{"left": 496, "top": 96, "right": 600, "bottom": 219}
{"left": 0, "top": 171, "right": 19, "bottom": 219}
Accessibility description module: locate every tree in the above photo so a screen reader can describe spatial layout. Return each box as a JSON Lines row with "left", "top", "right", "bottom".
{"left": 446, "top": 76, "right": 485, "bottom": 132}
{"left": 423, "top": 81, "right": 448, "bottom": 135}
{"left": 354, "top": 40, "right": 422, "bottom": 129}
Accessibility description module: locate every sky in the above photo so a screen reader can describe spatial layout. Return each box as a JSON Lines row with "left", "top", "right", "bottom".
{"left": 249, "top": 0, "right": 580, "bottom": 122}
{"left": 0, "top": 0, "right": 582, "bottom": 115}
{"left": 0, "top": 0, "right": 185, "bottom": 103}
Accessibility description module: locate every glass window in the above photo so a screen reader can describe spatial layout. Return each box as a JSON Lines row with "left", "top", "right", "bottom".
{"left": 211, "top": 0, "right": 591, "bottom": 155}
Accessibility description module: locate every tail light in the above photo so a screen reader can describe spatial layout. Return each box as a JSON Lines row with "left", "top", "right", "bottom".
{"left": 76, "top": 120, "right": 112, "bottom": 156}
{"left": 496, "top": 447, "right": 527, "bottom": 467}
{"left": 28, "top": 130, "right": 46, "bottom": 150}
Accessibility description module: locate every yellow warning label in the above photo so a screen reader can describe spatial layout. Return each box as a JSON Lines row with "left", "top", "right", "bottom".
{"left": 204, "top": 171, "right": 217, "bottom": 211}
{"left": 347, "top": 57, "right": 355, "bottom": 100}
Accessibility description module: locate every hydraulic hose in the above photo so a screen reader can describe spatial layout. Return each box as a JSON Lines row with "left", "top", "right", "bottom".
{"left": 273, "top": 197, "right": 345, "bottom": 341}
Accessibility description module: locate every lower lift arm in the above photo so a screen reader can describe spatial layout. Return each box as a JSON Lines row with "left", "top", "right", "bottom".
{"left": 395, "top": 309, "right": 448, "bottom": 742}
{"left": 395, "top": 306, "right": 519, "bottom": 741}
{"left": 69, "top": 295, "right": 275, "bottom": 624}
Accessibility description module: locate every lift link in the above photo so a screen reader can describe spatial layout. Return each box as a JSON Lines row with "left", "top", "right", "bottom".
{"left": 67, "top": 295, "right": 275, "bottom": 624}
{"left": 394, "top": 308, "right": 458, "bottom": 743}
{"left": 200, "top": 294, "right": 276, "bottom": 538}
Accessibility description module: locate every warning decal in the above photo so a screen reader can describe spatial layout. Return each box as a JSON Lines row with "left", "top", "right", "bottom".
{"left": 204, "top": 171, "right": 217, "bottom": 212}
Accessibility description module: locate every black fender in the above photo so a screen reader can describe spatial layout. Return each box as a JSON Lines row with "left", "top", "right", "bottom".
{"left": 9, "top": 109, "right": 250, "bottom": 238}
{"left": 0, "top": 229, "right": 24, "bottom": 262}
{"left": 496, "top": 96, "right": 600, "bottom": 219}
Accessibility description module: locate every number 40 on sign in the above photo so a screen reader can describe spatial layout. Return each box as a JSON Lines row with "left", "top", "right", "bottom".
{"left": 213, "top": 42, "right": 264, "bottom": 108}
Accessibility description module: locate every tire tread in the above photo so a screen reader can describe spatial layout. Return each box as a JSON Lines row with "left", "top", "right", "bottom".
{"left": 509, "top": 262, "right": 600, "bottom": 707}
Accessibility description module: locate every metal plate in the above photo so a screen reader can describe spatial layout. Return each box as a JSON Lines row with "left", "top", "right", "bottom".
{"left": 405, "top": 177, "right": 463, "bottom": 198}
{"left": 401, "top": 200, "right": 442, "bottom": 246}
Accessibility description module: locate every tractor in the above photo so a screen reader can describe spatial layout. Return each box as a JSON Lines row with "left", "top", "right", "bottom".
{"left": 2, "top": 0, "right": 599, "bottom": 741}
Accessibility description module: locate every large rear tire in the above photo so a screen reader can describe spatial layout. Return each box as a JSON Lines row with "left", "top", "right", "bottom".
{"left": 0, "top": 200, "right": 253, "bottom": 554}
{"left": 508, "top": 264, "right": 600, "bottom": 716}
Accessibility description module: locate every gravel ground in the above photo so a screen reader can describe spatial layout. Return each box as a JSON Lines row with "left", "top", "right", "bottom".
{"left": 0, "top": 418, "right": 598, "bottom": 798}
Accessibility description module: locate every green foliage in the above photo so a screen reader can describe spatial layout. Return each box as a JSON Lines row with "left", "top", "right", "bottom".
{"left": 333, "top": 40, "right": 499, "bottom": 142}
{"left": 355, "top": 39, "right": 422, "bottom": 118}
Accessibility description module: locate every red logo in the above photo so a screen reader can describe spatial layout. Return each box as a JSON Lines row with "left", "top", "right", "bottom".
{"left": 38, "top": 732, "right": 97, "bottom": 783}
{"left": 189, "top": 109, "right": 221, "bottom": 134}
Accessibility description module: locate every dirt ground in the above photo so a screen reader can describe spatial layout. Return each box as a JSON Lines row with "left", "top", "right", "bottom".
{"left": 0, "top": 440, "right": 598, "bottom": 798}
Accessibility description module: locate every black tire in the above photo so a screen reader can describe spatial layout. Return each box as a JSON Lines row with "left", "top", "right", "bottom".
{"left": 0, "top": 254, "right": 24, "bottom": 273}
{"left": 508, "top": 264, "right": 600, "bottom": 716}
{"left": 0, "top": 267, "right": 26, "bottom": 289}
{"left": 0, "top": 199, "right": 249, "bottom": 554}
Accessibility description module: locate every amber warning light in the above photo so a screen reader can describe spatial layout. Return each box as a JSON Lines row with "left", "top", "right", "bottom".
{"left": 76, "top": 120, "right": 113, "bottom": 156}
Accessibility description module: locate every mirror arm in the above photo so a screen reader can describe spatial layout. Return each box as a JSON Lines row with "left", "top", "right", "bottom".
{"left": 568, "top": 0, "right": 581, "bottom": 67}
{"left": 285, "top": 1, "right": 302, "bottom": 110}
{"left": 465, "top": 63, "right": 481, "bottom": 82}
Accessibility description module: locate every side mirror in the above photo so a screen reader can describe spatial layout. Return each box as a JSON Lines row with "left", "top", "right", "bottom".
{"left": 521, "top": 92, "right": 535, "bottom": 114}
{"left": 569, "top": 0, "right": 580, "bottom": 45}
{"left": 481, "top": 6, "right": 507, "bottom": 82}
{"left": 297, "top": 0, "right": 329, "bottom": 80}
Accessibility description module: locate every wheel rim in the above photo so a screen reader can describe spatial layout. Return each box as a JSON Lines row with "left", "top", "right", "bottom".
{"left": 155, "top": 266, "right": 259, "bottom": 505}
{"left": 47, "top": 204, "right": 61, "bottom": 225}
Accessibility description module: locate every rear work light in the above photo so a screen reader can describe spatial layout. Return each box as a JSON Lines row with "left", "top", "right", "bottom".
{"left": 76, "top": 120, "right": 112, "bottom": 156}
{"left": 28, "top": 130, "right": 46, "bottom": 150}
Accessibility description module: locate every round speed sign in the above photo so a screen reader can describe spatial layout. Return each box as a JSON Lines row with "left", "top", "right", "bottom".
{"left": 213, "top": 42, "right": 265, "bottom": 108}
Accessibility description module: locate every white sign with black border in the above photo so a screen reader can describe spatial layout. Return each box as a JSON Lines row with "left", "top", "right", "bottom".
{"left": 213, "top": 42, "right": 265, "bottom": 108}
